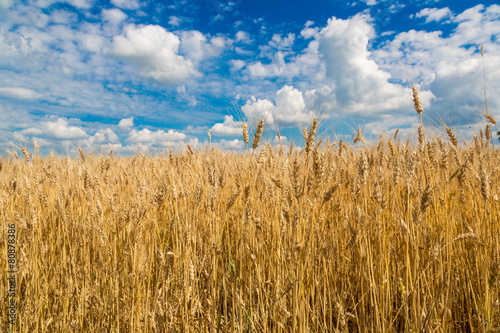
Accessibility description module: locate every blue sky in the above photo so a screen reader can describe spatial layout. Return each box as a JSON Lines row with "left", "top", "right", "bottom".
{"left": 0, "top": 0, "right": 499, "bottom": 154}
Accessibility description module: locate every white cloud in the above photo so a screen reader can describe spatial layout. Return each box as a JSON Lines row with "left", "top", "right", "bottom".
{"left": 373, "top": 4, "right": 500, "bottom": 123}
{"left": 242, "top": 85, "right": 312, "bottom": 126}
{"left": 234, "top": 46, "right": 253, "bottom": 55}
{"left": 304, "top": 85, "right": 336, "bottom": 113}
{"left": 244, "top": 34, "right": 323, "bottom": 80}
{"left": 41, "top": 118, "right": 88, "bottom": 140}
{"left": 272, "top": 85, "right": 310, "bottom": 124}
{"left": 301, "top": 25, "right": 320, "bottom": 39}
{"left": 211, "top": 36, "right": 226, "bottom": 48}
{"left": 127, "top": 128, "right": 186, "bottom": 144}
{"left": 169, "top": 16, "right": 180, "bottom": 26}
{"left": 230, "top": 59, "right": 246, "bottom": 71}
{"left": 79, "top": 34, "right": 104, "bottom": 53}
{"left": 218, "top": 139, "right": 244, "bottom": 150}
{"left": 29, "top": 0, "right": 94, "bottom": 9}
{"left": 0, "top": 87, "right": 42, "bottom": 99}
{"left": 241, "top": 97, "right": 275, "bottom": 123}
{"left": 246, "top": 52, "right": 297, "bottom": 78}
{"left": 415, "top": 7, "right": 453, "bottom": 23}
{"left": 176, "top": 85, "right": 197, "bottom": 106}
{"left": 50, "top": 10, "right": 77, "bottom": 24}
{"left": 117, "top": 117, "right": 134, "bottom": 131}
{"left": 90, "top": 128, "right": 119, "bottom": 144}
{"left": 110, "top": 0, "right": 140, "bottom": 10}
{"left": 179, "top": 31, "right": 227, "bottom": 64}
{"left": 111, "top": 24, "right": 200, "bottom": 84}
{"left": 210, "top": 115, "right": 242, "bottom": 136}
{"left": 180, "top": 30, "right": 208, "bottom": 63}
{"left": 269, "top": 33, "right": 295, "bottom": 49}
{"left": 235, "top": 30, "right": 251, "bottom": 43}
{"left": 318, "top": 14, "right": 412, "bottom": 115}
{"left": 102, "top": 8, "right": 127, "bottom": 25}
{"left": 0, "top": 0, "right": 13, "bottom": 8}
{"left": 20, "top": 128, "right": 44, "bottom": 136}
{"left": 65, "top": 0, "right": 94, "bottom": 8}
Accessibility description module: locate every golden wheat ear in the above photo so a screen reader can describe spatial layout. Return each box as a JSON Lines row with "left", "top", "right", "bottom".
{"left": 252, "top": 118, "right": 264, "bottom": 150}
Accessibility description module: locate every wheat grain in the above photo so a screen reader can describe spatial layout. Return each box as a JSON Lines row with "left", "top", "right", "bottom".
{"left": 445, "top": 127, "right": 458, "bottom": 147}
{"left": 252, "top": 119, "right": 264, "bottom": 149}
{"left": 21, "top": 146, "right": 29, "bottom": 163}
{"left": 242, "top": 122, "right": 249, "bottom": 146}
{"left": 412, "top": 86, "right": 423, "bottom": 114}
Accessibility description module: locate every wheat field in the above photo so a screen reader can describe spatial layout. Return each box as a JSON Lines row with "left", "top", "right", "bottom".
{"left": 1, "top": 109, "right": 500, "bottom": 332}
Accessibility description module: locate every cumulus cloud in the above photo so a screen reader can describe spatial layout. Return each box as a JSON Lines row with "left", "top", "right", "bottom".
{"left": 177, "top": 32, "right": 227, "bottom": 65}
{"left": 0, "top": 87, "right": 42, "bottom": 99}
{"left": 89, "top": 128, "right": 119, "bottom": 144}
{"left": 29, "top": 0, "right": 94, "bottom": 9}
{"left": 65, "top": 0, "right": 94, "bottom": 8}
{"left": 102, "top": 8, "right": 127, "bottom": 25}
{"left": 244, "top": 30, "right": 323, "bottom": 80}
{"left": 117, "top": 117, "right": 134, "bottom": 131}
{"left": 318, "top": 14, "right": 413, "bottom": 115}
{"left": 110, "top": 0, "right": 140, "bottom": 10}
{"left": 415, "top": 7, "right": 453, "bottom": 23}
{"left": 211, "top": 36, "right": 226, "bottom": 48}
{"left": 127, "top": 128, "right": 186, "bottom": 144}
{"left": 373, "top": 4, "right": 500, "bottom": 123}
{"left": 177, "top": 31, "right": 227, "bottom": 65}
{"left": 28, "top": 0, "right": 94, "bottom": 9}
{"left": 268, "top": 33, "right": 295, "bottom": 50}
{"left": 230, "top": 59, "right": 246, "bottom": 71}
{"left": 20, "top": 127, "right": 44, "bottom": 135}
{"left": 246, "top": 52, "right": 286, "bottom": 78}
{"left": 242, "top": 85, "right": 312, "bottom": 126}
{"left": 235, "top": 30, "right": 251, "bottom": 43}
{"left": 79, "top": 34, "right": 104, "bottom": 53}
{"left": 210, "top": 115, "right": 242, "bottom": 136}
{"left": 169, "top": 16, "right": 180, "bottom": 26}
{"left": 40, "top": 118, "right": 88, "bottom": 140}
{"left": 218, "top": 139, "right": 244, "bottom": 150}
{"left": 111, "top": 24, "right": 200, "bottom": 84}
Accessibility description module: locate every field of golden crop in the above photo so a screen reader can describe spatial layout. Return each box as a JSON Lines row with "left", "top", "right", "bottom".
{"left": 1, "top": 111, "right": 500, "bottom": 332}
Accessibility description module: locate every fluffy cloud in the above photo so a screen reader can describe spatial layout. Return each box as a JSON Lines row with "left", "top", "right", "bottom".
{"left": 89, "top": 128, "right": 120, "bottom": 144}
{"left": 217, "top": 139, "right": 244, "bottom": 150}
{"left": 40, "top": 118, "right": 88, "bottom": 140}
{"left": 169, "top": 16, "right": 180, "bottom": 26}
{"left": 415, "top": 7, "right": 453, "bottom": 23}
{"left": 110, "top": 0, "right": 140, "bottom": 10}
{"left": 230, "top": 59, "right": 246, "bottom": 71}
{"left": 235, "top": 31, "right": 251, "bottom": 43}
{"left": 117, "top": 117, "right": 134, "bottom": 131}
{"left": 246, "top": 52, "right": 286, "bottom": 78}
{"left": 210, "top": 115, "right": 242, "bottom": 136}
{"left": 28, "top": 0, "right": 94, "bottom": 9}
{"left": 111, "top": 24, "right": 200, "bottom": 84}
{"left": 242, "top": 85, "right": 312, "bottom": 126}
{"left": 101, "top": 8, "right": 127, "bottom": 25}
{"left": 127, "top": 128, "right": 186, "bottom": 144}
{"left": 268, "top": 33, "right": 295, "bottom": 50}
{"left": 373, "top": 4, "right": 500, "bottom": 122}
{"left": 244, "top": 26, "right": 323, "bottom": 80}
{"left": 179, "top": 31, "right": 226, "bottom": 64}
{"left": 318, "top": 14, "right": 414, "bottom": 116}
{"left": 65, "top": 0, "right": 94, "bottom": 8}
